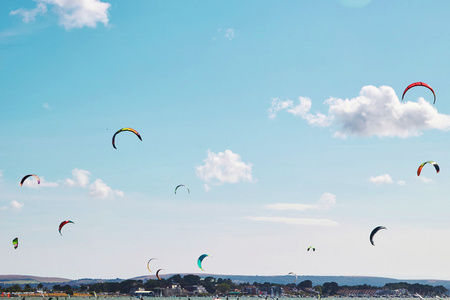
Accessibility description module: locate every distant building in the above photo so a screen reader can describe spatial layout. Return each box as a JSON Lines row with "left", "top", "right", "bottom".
{"left": 184, "top": 285, "right": 207, "bottom": 295}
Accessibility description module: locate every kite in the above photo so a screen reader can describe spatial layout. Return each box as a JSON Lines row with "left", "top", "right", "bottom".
{"left": 288, "top": 272, "right": 297, "bottom": 283}
{"left": 20, "top": 174, "right": 40, "bottom": 186}
{"left": 59, "top": 220, "right": 74, "bottom": 235}
{"left": 12, "top": 237, "right": 18, "bottom": 249}
{"left": 417, "top": 161, "right": 440, "bottom": 176}
{"left": 112, "top": 128, "right": 142, "bottom": 149}
{"left": 175, "top": 185, "right": 190, "bottom": 194}
{"left": 307, "top": 246, "right": 315, "bottom": 252}
{"left": 402, "top": 82, "right": 436, "bottom": 104}
{"left": 147, "top": 258, "right": 156, "bottom": 273}
{"left": 370, "top": 226, "right": 386, "bottom": 246}
{"left": 156, "top": 269, "right": 163, "bottom": 280}
{"left": 197, "top": 254, "right": 209, "bottom": 271}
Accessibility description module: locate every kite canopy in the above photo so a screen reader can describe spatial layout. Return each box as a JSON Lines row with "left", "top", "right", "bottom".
{"left": 147, "top": 258, "right": 156, "bottom": 273}
{"left": 156, "top": 269, "right": 163, "bottom": 280}
{"left": 112, "top": 128, "right": 142, "bottom": 149}
{"left": 197, "top": 254, "right": 209, "bottom": 271}
{"left": 20, "top": 174, "right": 40, "bottom": 186}
{"left": 175, "top": 184, "right": 190, "bottom": 194}
{"left": 307, "top": 246, "right": 315, "bottom": 252}
{"left": 417, "top": 161, "right": 440, "bottom": 176}
{"left": 370, "top": 226, "right": 386, "bottom": 246}
{"left": 288, "top": 272, "right": 297, "bottom": 283}
{"left": 12, "top": 237, "right": 18, "bottom": 249}
{"left": 402, "top": 82, "right": 436, "bottom": 104}
{"left": 59, "top": 220, "right": 74, "bottom": 235}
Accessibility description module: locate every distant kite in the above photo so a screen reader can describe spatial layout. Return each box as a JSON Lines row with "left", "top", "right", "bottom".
{"left": 59, "top": 220, "right": 74, "bottom": 235}
{"left": 307, "top": 246, "right": 315, "bottom": 252}
{"left": 12, "top": 237, "right": 18, "bottom": 249}
{"left": 156, "top": 269, "right": 163, "bottom": 280}
{"left": 20, "top": 174, "right": 40, "bottom": 186}
{"left": 197, "top": 254, "right": 209, "bottom": 271}
{"left": 370, "top": 226, "right": 386, "bottom": 246}
{"left": 175, "top": 185, "right": 190, "bottom": 194}
{"left": 147, "top": 258, "right": 156, "bottom": 273}
{"left": 112, "top": 128, "right": 142, "bottom": 149}
{"left": 402, "top": 82, "right": 436, "bottom": 104}
{"left": 417, "top": 161, "right": 439, "bottom": 176}
{"left": 288, "top": 272, "right": 297, "bottom": 283}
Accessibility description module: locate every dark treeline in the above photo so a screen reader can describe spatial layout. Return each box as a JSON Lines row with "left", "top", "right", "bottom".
{"left": 0, "top": 276, "right": 447, "bottom": 297}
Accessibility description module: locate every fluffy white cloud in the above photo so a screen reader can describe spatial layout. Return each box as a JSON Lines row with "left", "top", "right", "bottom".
{"left": 196, "top": 150, "right": 254, "bottom": 188}
{"left": 269, "top": 85, "right": 450, "bottom": 138}
{"left": 1, "top": 200, "right": 24, "bottom": 211}
{"left": 245, "top": 216, "right": 338, "bottom": 227}
{"left": 369, "top": 174, "right": 393, "bottom": 185}
{"left": 265, "top": 193, "right": 336, "bottom": 211}
{"left": 397, "top": 180, "right": 406, "bottom": 185}
{"left": 225, "top": 28, "right": 235, "bottom": 40}
{"left": 88, "top": 179, "right": 124, "bottom": 199}
{"left": 10, "top": 0, "right": 111, "bottom": 30}
{"left": 22, "top": 176, "right": 59, "bottom": 188}
{"left": 65, "top": 168, "right": 91, "bottom": 187}
{"left": 10, "top": 2, "right": 47, "bottom": 23}
{"left": 419, "top": 176, "right": 433, "bottom": 183}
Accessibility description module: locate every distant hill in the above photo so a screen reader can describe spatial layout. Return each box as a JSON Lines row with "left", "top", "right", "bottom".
{"left": 2, "top": 274, "right": 450, "bottom": 290}
{"left": 133, "top": 274, "right": 450, "bottom": 290}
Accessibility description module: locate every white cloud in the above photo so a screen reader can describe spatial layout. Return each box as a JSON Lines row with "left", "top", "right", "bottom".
{"left": 1, "top": 200, "right": 24, "bottom": 211}
{"left": 88, "top": 179, "right": 124, "bottom": 199}
{"left": 196, "top": 150, "right": 254, "bottom": 189}
{"left": 369, "top": 174, "right": 393, "bottom": 185}
{"left": 22, "top": 176, "right": 59, "bottom": 188}
{"left": 269, "top": 85, "right": 450, "bottom": 138}
{"left": 419, "top": 176, "right": 433, "bottom": 183}
{"left": 265, "top": 193, "right": 336, "bottom": 211}
{"left": 245, "top": 216, "right": 338, "bottom": 227}
{"left": 225, "top": 28, "right": 235, "bottom": 40}
{"left": 65, "top": 168, "right": 91, "bottom": 187}
{"left": 10, "top": 2, "right": 47, "bottom": 23}
{"left": 11, "top": 0, "right": 111, "bottom": 30}
{"left": 397, "top": 180, "right": 406, "bottom": 185}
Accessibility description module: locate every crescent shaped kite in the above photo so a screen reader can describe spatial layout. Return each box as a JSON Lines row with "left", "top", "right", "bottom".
{"left": 156, "top": 269, "right": 163, "bottom": 280}
{"left": 147, "top": 258, "right": 156, "bottom": 273}
{"left": 175, "top": 185, "right": 190, "bottom": 194}
{"left": 20, "top": 174, "right": 40, "bottom": 186}
{"left": 288, "top": 272, "right": 297, "bottom": 283}
{"left": 402, "top": 82, "right": 436, "bottom": 104}
{"left": 307, "top": 246, "right": 315, "bottom": 252}
{"left": 59, "top": 220, "right": 74, "bottom": 235}
{"left": 197, "top": 254, "right": 209, "bottom": 271}
{"left": 370, "top": 226, "right": 386, "bottom": 246}
{"left": 417, "top": 161, "right": 440, "bottom": 176}
{"left": 112, "top": 128, "right": 142, "bottom": 149}
{"left": 12, "top": 237, "right": 18, "bottom": 249}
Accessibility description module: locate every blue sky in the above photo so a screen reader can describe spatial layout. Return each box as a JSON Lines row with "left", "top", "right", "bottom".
{"left": 2, "top": 0, "right": 450, "bottom": 281}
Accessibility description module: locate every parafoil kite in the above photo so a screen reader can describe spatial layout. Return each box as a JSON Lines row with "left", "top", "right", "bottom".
{"left": 156, "top": 269, "right": 163, "bottom": 280}
{"left": 112, "top": 128, "right": 142, "bottom": 149}
{"left": 307, "top": 246, "right": 315, "bottom": 252}
{"left": 20, "top": 174, "right": 40, "bottom": 186}
{"left": 175, "top": 185, "right": 190, "bottom": 194}
{"left": 197, "top": 254, "right": 209, "bottom": 271}
{"left": 417, "top": 161, "right": 440, "bottom": 176}
{"left": 402, "top": 82, "right": 436, "bottom": 104}
{"left": 288, "top": 272, "right": 297, "bottom": 283}
{"left": 59, "top": 220, "right": 74, "bottom": 235}
{"left": 370, "top": 226, "right": 386, "bottom": 246}
{"left": 147, "top": 258, "right": 156, "bottom": 273}
{"left": 12, "top": 237, "right": 18, "bottom": 249}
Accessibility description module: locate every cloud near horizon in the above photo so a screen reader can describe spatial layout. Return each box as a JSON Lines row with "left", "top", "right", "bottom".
{"left": 1, "top": 200, "right": 24, "bottom": 211}
{"left": 265, "top": 193, "right": 336, "bottom": 211}
{"left": 196, "top": 150, "right": 254, "bottom": 190}
{"left": 245, "top": 216, "right": 338, "bottom": 227}
{"left": 10, "top": 0, "right": 111, "bottom": 30}
{"left": 268, "top": 85, "right": 450, "bottom": 138}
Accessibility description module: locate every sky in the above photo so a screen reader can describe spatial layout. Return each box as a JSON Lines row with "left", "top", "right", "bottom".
{"left": 2, "top": 0, "right": 450, "bottom": 281}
